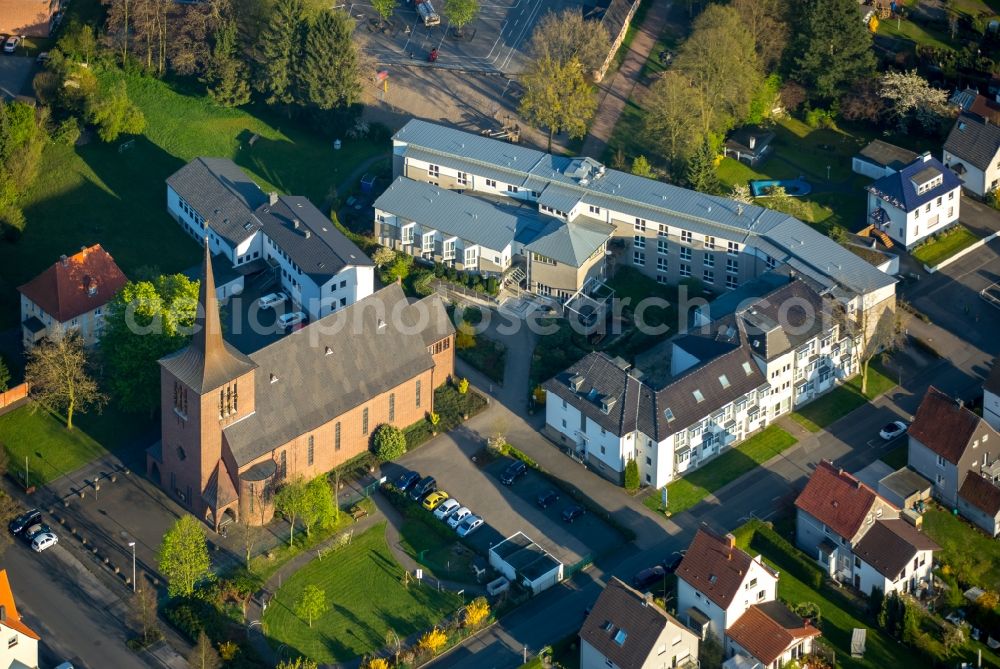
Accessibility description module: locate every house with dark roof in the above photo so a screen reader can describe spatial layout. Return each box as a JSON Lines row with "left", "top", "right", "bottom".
{"left": 957, "top": 471, "right": 1000, "bottom": 537}
{"left": 852, "top": 140, "right": 919, "bottom": 179}
{"left": 723, "top": 600, "right": 821, "bottom": 669}
{"left": 907, "top": 386, "right": 1000, "bottom": 507}
{"left": 943, "top": 112, "right": 1000, "bottom": 198}
{"left": 0, "top": 569, "right": 40, "bottom": 669}
{"left": 794, "top": 460, "right": 900, "bottom": 583}
{"left": 167, "top": 158, "right": 374, "bottom": 320}
{"left": 865, "top": 153, "right": 962, "bottom": 249}
{"left": 18, "top": 244, "right": 128, "bottom": 349}
{"left": 984, "top": 358, "right": 1000, "bottom": 432}
{"left": 675, "top": 528, "right": 779, "bottom": 639}
{"left": 148, "top": 244, "right": 454, "bottom": 530}
{"left": 852, "top": 518, "right": 938, "bottom": 596}
{"left": 580, "top": 578, "right": 699, "bottom": 669}
{"left": 723, "top": 127, "right": 775, "bottom": 167}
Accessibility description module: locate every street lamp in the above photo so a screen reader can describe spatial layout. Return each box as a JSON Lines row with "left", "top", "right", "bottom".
{"left": 128, "top": 541, "right": 136, "bottom": 592}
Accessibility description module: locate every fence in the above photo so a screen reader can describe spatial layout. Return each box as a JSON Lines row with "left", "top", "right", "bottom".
{"left": 0, "top": 383, "right": 28, "bottom": 411}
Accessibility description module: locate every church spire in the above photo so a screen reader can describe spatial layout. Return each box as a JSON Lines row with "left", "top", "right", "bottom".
{"left": 191, "top": 239, "right": 226, "bottom": 362}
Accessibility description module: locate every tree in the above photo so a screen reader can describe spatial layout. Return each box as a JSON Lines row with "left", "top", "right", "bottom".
{"left": 857, "top": 306, "right": 905, "bottom": 396}
{"left": 25, "top": 328, "right": 105, "bottom": 430}
{"left": 464, "top": 597, "right": 490, "bottom": 628}
{"left": 101, "top": 273, "right": 200, "bottom": 414}
{"left": 384, "top": 630, "right": 402, "bottom": 666}
{"left": 0, "top": 356, "right": 10, "bottom": 392}
{"left": 130, "top": 586, "right": 162, "bottom": 646}
{"left": 644, "top": 71, "right": 702, "bottom": 168}
{"left": 878, "top": 70, "right": 951, "bottom": 133}
{"left": 371, "top": 0, "right": 397, "bottom": 26}
{"left": 729, "top": 183, "right": 753, "bottom": 204}
{"left": 296, "top": 10, "right": 362, "bottom": 110}
{"left": 363, "top": 659, "right": 391, "bottom": 669}
{"left": 630, "top": 155, "right": 653, "bottom": 178}
{"left": 793, "top": 0, "right": 877, "bottom": 102}
{"left": 444, "top": 0, "right": 479, "bottom": 35}
{"left": 457, "top": 377, "right": 469, "bottom": 395}
{"left": 87, "top": 77, "right": 146, "bottom": 142}
{"left": 56, "top": 21, "right": 98, "bottom": 65}
{"left": 205, "top": 19, "right": 252, "bottom": 107}
{"left": 839, "top": 78, "right": 885, "bottom": 123}
{"left": 0, "top": 492, "right": 18, "bottom": 556}
{"left": 299, "top": 477, "right": 335, "bottom": 537}
{"left": 684, "top": 140, "right": 720, "bottom": 195}
{"left": 296, "top": 584, "right": 328, "bottom": 627}
{"left": 418, "top": 628, "right": 447, "bottom": 655}
{"left": 730, "top": 0, "right": 790, "bottom": 70}
{"left": 372, "top": 246, "right": 396, "bottom": 268}
{"left": 745, "top": 73, "right": 782, "bottom": 126}
{"left": 0, "top": 99, "right": 46, "bottom": 223}
{"left": 275, "top": 477, "right": 309, "bottom": 546}
{"left": 238, "top": 479, "right": 269, "bottom": 567}
{"left": 188, "top": 630, "right": 221, "bottom": 669}
{"left": 256, "top": 0, "right": 305, "bottom": 106}
{"left": 519, "top": 55, "right": 596, "bottom": 153}
{"left": 158, "top": 515, "right": 211, "bottom": 598}
{"left": 373, "top": 424, "right": 407, "bottom": 461}
{"left": 455, "top": 321, "right": 476, "bottom": 350}
{"left": 624, "top": 458, "right": 639, "bottom": 492}
{"left": 526, "top": 9, "right": 610, "bottom": 75}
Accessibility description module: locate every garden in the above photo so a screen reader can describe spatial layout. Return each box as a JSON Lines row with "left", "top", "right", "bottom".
{"left": 790, "top": 360, "right": 898, "bottom": 433}
{"left": 911, "top": 224, "right": 981, "bottom": 267}
{"left": 0, "top": 405, "right": 108, "bottom": 487}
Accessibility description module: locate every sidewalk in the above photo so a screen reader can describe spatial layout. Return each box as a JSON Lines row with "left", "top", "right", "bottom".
{"left": 581, "top": 0, "right": 673, "bottom": 158}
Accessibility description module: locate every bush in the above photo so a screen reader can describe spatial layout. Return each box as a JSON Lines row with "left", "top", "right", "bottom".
{"left": 804, "top": 106, "right": 837, "bottom": 129}
{"left": 418, "top": 628, "right": 447, "bottom": 655}
{"left": 52, "top": 117, "right": 81, "bottom": 146}
{"left": 372, "top": 424, "right": 407, "bottom": 462}
{"left": 507, "top": 445, "right": 538, "bottom": 469}
{"left": 624, "top": 459, "right": 639, "bottom": 492}
{"left": 412, "top": 269, "right": 436, "bottom": 297}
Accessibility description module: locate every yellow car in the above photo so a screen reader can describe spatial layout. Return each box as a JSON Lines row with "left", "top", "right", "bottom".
{"left": 422, "top": 491, "right": 450, "bottom": 510}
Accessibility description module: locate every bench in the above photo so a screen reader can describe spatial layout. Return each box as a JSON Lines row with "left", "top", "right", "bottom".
{"left": 350, "top": 505, "right": 369, "bottom": 522}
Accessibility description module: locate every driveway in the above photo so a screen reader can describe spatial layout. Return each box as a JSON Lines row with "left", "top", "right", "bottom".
{"left": 0, "top": 55, "right": 34, "bottom": 100}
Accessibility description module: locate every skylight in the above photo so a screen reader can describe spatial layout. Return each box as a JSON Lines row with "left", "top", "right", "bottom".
{"left": 719, "top": 374, "right": 730, "bottom": 389}
{"left": 693, "top": 389, "right": 705, "bottom": 403}
{"left": 613, "top": 629, "right": 628, "bottom": 646}
{"left": 742, "top": 361, "right": 753, "bottom": 376}
{"left": 664, "top": 408, "right": 675, "bottom": 422}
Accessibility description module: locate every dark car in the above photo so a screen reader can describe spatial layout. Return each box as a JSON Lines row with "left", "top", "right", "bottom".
{"left": 536, "top": 489, "right": 560, "bottom": 508}
{"left": 8, "top": 509, "right": 40, "bottom": 536}
{"left": 20, "top": 522, "right": 52, "bottom": 545}
{"left": 632, "top": 565, "right": 667, "bottom": 590}
{"left": 663, "top": 551, "right": 686, "bottom": 574}
{"left": 500, "top": 461, "right": 528, "bottom": 485}
{"left": 409, "top": 476, "right": 437, "bottom": 501}
{"left": 394, "top": 470, "right": 421, "bottom": 492}
{"left": 562, "top": 504, "right": 585, "bottom": 523}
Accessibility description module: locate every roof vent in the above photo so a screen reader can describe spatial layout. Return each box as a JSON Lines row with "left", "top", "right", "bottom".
{"left": 378, "top": 318, "right": 387, "bottom": 330}
{"left": 270, "top": 373, "right": 279, "bottom": 384}
{"left": 60, "top": 254, "right": 68, "bottom": 266}
{"left": 325, "top": 346, "right": 333, "bottom": 356}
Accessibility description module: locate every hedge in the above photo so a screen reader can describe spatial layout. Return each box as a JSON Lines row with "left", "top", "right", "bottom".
{"left": 749, "top": 523, "right": 825, "bottom": 591}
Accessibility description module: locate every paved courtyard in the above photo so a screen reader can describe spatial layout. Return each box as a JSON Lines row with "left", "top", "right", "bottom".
{"left": 0, "top": 55, "right": 34, "bottom": 100}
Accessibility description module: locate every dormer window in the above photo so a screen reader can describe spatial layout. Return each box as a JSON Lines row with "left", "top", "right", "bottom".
{"left": 601, "top": 397, "right": 617, "bottom": 414}
{"left": 87, "top": 282, "right": 98, "bottom": 297}
{"left": 569, "top": 374, "right": 585, "bottom": 392}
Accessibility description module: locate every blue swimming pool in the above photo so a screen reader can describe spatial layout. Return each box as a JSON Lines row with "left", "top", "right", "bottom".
{"left": 749, "top": 178, "right": 812, "bottom": 197}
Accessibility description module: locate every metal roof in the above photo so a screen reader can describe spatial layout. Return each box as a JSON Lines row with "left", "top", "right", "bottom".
{"left": 524, "top": 217, "right": 614, "bottom": 266}
{"left": 867, "top": 155, "right": 963, "bottom": 213}
{"left": 166, "top": 158, "right": 268, "bottom": 248}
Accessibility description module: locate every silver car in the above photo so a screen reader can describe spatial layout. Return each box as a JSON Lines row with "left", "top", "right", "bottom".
{"left": 31, "top": 532, "right": 57, "bottom": 553}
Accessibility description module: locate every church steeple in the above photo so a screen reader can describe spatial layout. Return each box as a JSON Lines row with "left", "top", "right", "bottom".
{"left": 159, "top": 241, "right": 257, "bottom": 393}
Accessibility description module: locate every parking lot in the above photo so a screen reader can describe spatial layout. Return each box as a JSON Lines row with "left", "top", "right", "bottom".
{"left": 0, "top": 55, "right": 35, "bottom": 100}
{"left": 355, "top": 0, "right": 595, "bottom": 74}
{"left": 221, "top": 270, "right": 301, "bottom": 354}
{"left": 386, "top": 427, "right": 625, "bottom": 569}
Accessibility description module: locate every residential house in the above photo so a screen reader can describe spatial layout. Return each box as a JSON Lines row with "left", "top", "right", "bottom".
{"left": 865, "top": 153, "right": 962, "bottom": 249}
{"left": 723, "top": 127, "right": 775, "bottom": 167}
{"left": 543, "top": 277, "right": 857, "bottom": 489}
{"left": 0, "top": 569, "right": 39, "bottom": 669}
{"left": 580, "top": 577, "right": 699, "bottom": 669}
{"left": 984, "top": 358, "right": 1000, "bottom": 431}
{"left": 794, "top": 460, "right": 900, "bottom": 582}
{"left": 942, "top": 112, "right": 1000, "bottom": 198}
{"left": 675, "top": 528, "right": 778, "bottom": 640}
{"left": 949, "top": 87, "right": 980, "bottom": 113}
{"left": 723, "top": 601, "right": 821, "bottom": 669}
{"left": 852, "top": 140, "right": 918, "bottom": 180}
{"left": 907, "top": 386, "right": 1000, "bottom": 507}
{"left": 957, "top": 471, "right": 1000, "bottom": 537}
{"left": 851, "top": 519, "right": 939, "bottom": 596}
{"left": 18, "top": 244, "right": 128, "bottom": 349}
{"left": 148, "top": 244, "right": 454, "bottom": 530}
{"left": 0, "top": 0, "right": 60, "bottom": 37}
{"left": 167, "top": 158, "right": 374, "bottom": 320}
{"left": 391, "top": 119, "right": 896, "bottom": 318}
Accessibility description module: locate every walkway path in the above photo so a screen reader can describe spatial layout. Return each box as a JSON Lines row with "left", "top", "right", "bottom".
{"left": 580, "top": 1, "right": 672, "bottom": 158}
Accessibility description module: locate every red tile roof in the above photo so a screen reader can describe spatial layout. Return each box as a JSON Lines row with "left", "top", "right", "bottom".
{"left": 726, "top": 601, "right": 820, "bottom": 666}
{"left": 676, "top": 528, "right": 773, "bottom": 609}
{"left": 960, "top": 471, "right": 1000, "bottom": 516}
{"left": 18, "top": 244, "right": 128, "bottom": 324}
{"left": 909, "top": 387, "right": 988, "bottom": 465}
{"left": 795, "top": 460, "right": 887, "bottom": 540}
{"left": 971, "top": 95, "right": 1000, "bottom": 125}
{"left": 0, "top": 569, "right": 40, "bottom": 641}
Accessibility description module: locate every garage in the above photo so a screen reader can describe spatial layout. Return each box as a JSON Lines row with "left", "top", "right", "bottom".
{"left": 489, "top": 532, "right": 564, "bottom": 595}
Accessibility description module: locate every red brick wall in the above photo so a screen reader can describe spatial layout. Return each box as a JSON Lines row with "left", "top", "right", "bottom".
{"left": 0, "top": 383, "right": 28, "bottom": 409}
{"left": 429, "top": 334, "right": 455, "bottom": 387}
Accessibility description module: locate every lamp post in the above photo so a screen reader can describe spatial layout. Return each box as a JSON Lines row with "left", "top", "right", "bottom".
{"left": 128, "top": 541, "right": 136, "bottom": 592}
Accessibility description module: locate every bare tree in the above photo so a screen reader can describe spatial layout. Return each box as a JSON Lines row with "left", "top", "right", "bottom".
{"left": 643, "top": 71, "right": 702, "bottom": 168}
{"left": 385, "top": 629, "right": 402, "bottom": 666}
{"left": 857, "top": 305, "right": 906, "bottom": 396}
{"left": 129, "top": 586, "right": 162, "bottom": 646}
{"left": 25, "top": 328, "right": 106, "bottom": 430}
{"left": 238, "top": 480, "right": 268, "bottom": 567}
{"left": 730, "top": 0, "right": 790, "bottom": 70}
{"left": 526, "top": 9, "right": 610, "bottom": 76}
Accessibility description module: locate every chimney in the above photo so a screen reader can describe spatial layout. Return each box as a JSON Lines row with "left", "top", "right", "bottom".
{"left": 749, "top": 135, "right": 757, "bottom": 150}
{"left": 60, "top": 254, "right": 68, "bottom": 266}
{"left": 269, "top": 192, "right": 278, "bottom": 206}
{"left": 922, "top": 152, "right": 932, "bottom": 163}
{"left": 643, "top": 592, "right": 653, "bottom": 607}
{"left": 725, "top": 533, "right": 736, "bottom": 549}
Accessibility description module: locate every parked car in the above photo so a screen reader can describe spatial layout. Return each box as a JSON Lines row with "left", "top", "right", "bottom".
{"left": 500, "top": 460, "right": 528, "bottom": 485}
{"left": 663, "top": 551, "right": 686, "bottom": 574}
{"left": 409, "top": 476, "right": 436, "bottom": 501}
{"left": 277, "top": 311, "right": 306, "bottom": 328}
{"left": 394, "top": 470, "right": 421, "bottom": 492}
{"left": 447, "top": 507, "right": 472, "bottom": 528}
{"left": 536, "top": 489, "right": 560, "bottom": 509}
{"left": 562, "top": 504, "right": 585, "bottom": 523}
{"left": 20, "top": 522, "right": 51, "bottom": 545}
{"left": 31, "top": 532, "right": 57, "bottom": 553}
{"left": 422, "top": 491, "right": 449, "bottom": 510}
{"left": 456, "top": 515, "right": 483, "bottom": 537}
{"left": 9, "top": 509, "right": 41, "bottom": 536}
{"left": 879, "top": 420, "right": 908, "bottom": 441}
{"left": 258, "top": 292, "right": 288, "bottom": 309}
{"left": 434, "top": 498, "right": 461, "bottom": 520}
{"left": 632, "top": 565, "right": 667, "bottom": 590}
{"left": 36, "top": 51, "right": 50, "bottom": 64}
{"left": 3, "top": 36, "right": 21, "bottom": 53}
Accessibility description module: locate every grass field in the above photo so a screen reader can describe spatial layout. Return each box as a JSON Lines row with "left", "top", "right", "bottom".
{"left": 911, "top": 225, "right": 980, "bottom": 268}
{"left": 644, "top": 425, "right": 797, "bottom": 514}
{"left": 0, "top": 405, "right": 107, "bottom": 486}
{"left": 924, "top": 507, "right": 1000, "bottom": 592}
{"left": 790, "top": 363, "right": 897, "bottom": 433}
{"left": 263, "top": 523, "right": 462, "bottom": 663}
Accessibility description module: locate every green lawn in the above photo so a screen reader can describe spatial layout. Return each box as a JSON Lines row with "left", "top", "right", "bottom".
{"left": 877, "top": 16, "right": 956, "bottom": 51}
{"left": 911, "top": 225, "right": 981, "bottom": 268}
{"left": 457, "top": 336, "right": 507, "bottom": 385}
{"left": 644, "top": 425, "right": 797, "bottom": 514}
{"left": 263, "top": 523, "right": 462, "bottom": 663}
{"left": 0, "top": 405, "right": 107, "bottom": 486}
{"left": 397, "top": 514, "right": 477, "bottom": 583}
{"left": 790, "top": 363, "right": 897, "bottom": 433}
{"left": 924, "top": 507, "right": 1000, "bottom": 592}
{"left": 3, "top": 71, "right": 382, "bottom": 329}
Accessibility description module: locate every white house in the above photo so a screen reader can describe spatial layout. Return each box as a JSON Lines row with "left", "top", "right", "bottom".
{"left": 851, "top": 518, "right": 938, "bottom": 596}
{"left": 0, "top": 570, "right": 39, "bottom": 669}
{"left": 984, "top": 358, "right": 1000, "bottom": 432}
{"left": 167, "top": 158, "right": 374, "bottom": 320}
{"left": 488, "top": 533, "right": 563, "bottom": 595}
{"left": 943, "top": 112, "right": 1000, "bottom": 198}
{"left": 580, "top": 578, "right": 699, "bottom": 669}
{"left": 865, "top": 153, "right": 963, "bottom": 249}
{"left": 957, "top": 471, "right": 1000, "bottom": 537}
{"left": 675, "top": 528, "right": 778, "bottom": 640}
{"left": 17, "top": 244, "right": 128, "bottom": 349}
{"left": 723, "top": 601, "right": 821, "bottom": 669}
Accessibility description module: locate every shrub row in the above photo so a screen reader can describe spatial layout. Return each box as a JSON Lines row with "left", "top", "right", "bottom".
{"left": 749, "top": 523, "right": 825, "bottom": 591}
